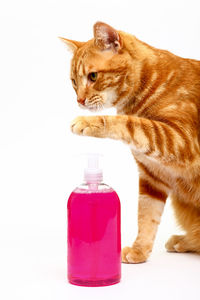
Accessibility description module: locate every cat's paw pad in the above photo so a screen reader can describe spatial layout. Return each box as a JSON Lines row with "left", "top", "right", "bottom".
{"left": 122, "top": 245, "right": 149, "bottom": 264}
{"left": 165, "top": 235, "right": 186, "bottom": 252}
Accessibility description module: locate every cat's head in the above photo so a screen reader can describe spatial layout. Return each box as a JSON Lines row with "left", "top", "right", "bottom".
{"left": 60, "top": 22, "right": 134, "bottom": 112}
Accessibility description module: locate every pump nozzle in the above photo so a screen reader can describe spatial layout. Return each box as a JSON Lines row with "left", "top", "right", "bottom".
{"left": 84, "top": 154, "right": 103, "bottom": 183}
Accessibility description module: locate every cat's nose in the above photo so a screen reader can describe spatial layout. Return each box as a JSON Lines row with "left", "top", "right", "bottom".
{"left": 77, "top": 98, "right": 86, "bottom": 105}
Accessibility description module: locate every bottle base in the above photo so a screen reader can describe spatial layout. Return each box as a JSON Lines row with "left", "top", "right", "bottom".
{"left": 68, "top": 275, "right": 120, "bottom": 287}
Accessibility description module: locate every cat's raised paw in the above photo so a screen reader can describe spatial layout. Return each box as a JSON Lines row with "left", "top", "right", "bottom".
{"left": 71, "top": 116, "right": 106, "bottom": 137}
{"left": 71, "top": 116, "right": 90, "bottom": 135}
{"left": 122, "top": 245, "right": 149, "bottom": 264}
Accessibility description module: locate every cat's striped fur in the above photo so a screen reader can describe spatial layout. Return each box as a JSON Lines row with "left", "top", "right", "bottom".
{"left": 61, "top": 22, "right": 200, "bottom": 263}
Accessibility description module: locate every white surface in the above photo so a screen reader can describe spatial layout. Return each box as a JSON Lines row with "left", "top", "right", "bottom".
{"left": 1, "top": 0, "right": 200, "bottom": 299}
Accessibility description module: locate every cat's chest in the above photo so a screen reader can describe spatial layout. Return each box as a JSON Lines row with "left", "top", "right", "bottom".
{"left": 133, "top": 151, "right": 173, "bottom": 190}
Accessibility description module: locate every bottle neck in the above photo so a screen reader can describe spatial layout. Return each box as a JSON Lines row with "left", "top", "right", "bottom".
{"left": 75, "top": 182, "right": 112, "bottom": 193}
{"left": 84, "top": 171, "right": 103, "bottom": 184}
{"left": 87, "top": 182, "right": 100, "bottom": 191}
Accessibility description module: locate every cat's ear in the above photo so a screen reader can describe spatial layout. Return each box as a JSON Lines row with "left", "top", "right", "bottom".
{"left": 59, "top": 37, "right": 85, "bottom": 53}
{"left": 93, "top": 22, "right": 122, "bottom": 52}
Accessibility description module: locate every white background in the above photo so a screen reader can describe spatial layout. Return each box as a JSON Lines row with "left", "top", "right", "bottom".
{"left": 1, "top": 0, "right": 200, "bottom": 299}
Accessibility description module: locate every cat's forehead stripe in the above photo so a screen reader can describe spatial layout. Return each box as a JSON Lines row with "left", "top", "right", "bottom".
{"left": 78, "top": 63, "right": 84, "bottom": 76}
{"left": 75, "top": 49, "right": 87, "bottom": 77}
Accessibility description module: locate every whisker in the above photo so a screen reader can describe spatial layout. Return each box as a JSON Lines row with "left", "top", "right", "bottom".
{"left": 87, "top": 99, "right": 104, "bottom": 112}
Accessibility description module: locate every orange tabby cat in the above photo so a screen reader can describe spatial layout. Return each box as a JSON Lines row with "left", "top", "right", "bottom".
{"left": 60, "top": 22, "right": 200, "bottom": 263}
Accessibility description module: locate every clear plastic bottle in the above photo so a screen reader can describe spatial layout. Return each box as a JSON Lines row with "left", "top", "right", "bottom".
{"left": 67, "top": 154, "right": 121, "bottom": 287}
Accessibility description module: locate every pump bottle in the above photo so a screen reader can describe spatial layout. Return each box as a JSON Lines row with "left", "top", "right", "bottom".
{"left": 67, "top": 154, "right": 121, "bottom": 287}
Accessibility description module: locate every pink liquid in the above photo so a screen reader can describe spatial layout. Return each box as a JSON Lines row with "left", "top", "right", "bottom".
{"left": 67, "top": 187, "right": 121, "bottom": 287}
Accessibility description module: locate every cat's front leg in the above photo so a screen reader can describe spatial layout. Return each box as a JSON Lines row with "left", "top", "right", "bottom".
{"left": 71, "top": 115, "right": 196, "bottom": 165}
{"left": 122, "top": 176, "right": 168, "bottom": 263}
{"left": 71, "top": 115, "right": 134, "bottom": 141}
{"left": 71, "top": 115, "right": 130, "bottom": 140}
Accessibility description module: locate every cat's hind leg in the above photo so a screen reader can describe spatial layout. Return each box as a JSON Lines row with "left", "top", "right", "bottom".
{"left": 165, "top": 232, "right": 200, "bottom": 253}
{"left": 165, "top": 194, "right": 200, "bottom": 253}
{"left": 165, "top": 234, "right": 188, "bottom": 252}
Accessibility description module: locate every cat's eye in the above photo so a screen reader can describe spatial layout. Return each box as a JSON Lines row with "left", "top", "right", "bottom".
{"left": 88, "top": 72, "right": 98, "bottom": 82}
